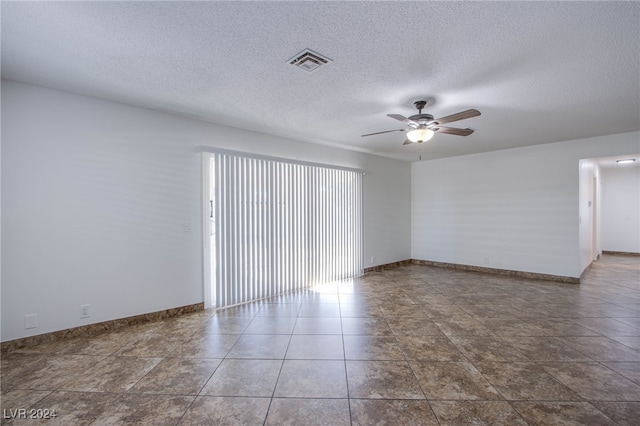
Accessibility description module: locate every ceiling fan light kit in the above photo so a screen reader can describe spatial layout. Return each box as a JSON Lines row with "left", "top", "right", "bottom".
{"left": 362, "top": 99, "right": 481, "bottom": 149}
{"left": 406, "top": 127, "right": 435, "bottom": 143}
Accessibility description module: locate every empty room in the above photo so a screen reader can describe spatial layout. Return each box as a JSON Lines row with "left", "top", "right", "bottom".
{"left": 1, "top": 2, "right": 639, "bottom": 425}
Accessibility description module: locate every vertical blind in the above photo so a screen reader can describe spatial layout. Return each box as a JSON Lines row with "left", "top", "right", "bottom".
{"left": 211, "top": 153, "right": 363, "bottom": 308}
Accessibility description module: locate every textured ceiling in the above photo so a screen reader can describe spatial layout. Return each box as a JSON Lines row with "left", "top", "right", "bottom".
{"left": 2, "top": 1, "right": 639, "bottom": 162}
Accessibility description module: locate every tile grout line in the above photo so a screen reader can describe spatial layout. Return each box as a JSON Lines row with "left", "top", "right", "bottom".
{"left": 337, "top": 289, "right": 355, "bottom": 426}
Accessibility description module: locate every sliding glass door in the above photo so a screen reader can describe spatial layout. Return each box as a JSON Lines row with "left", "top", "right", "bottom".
{"left": 209, "top": 151, "right": 363, "bottom": 308}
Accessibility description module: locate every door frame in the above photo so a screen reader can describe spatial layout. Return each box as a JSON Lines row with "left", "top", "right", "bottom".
{"left": 201, "top": 153, "right": 214, "bottom": 309}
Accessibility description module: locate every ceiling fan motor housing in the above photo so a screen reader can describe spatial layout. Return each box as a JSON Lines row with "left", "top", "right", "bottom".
{"left": 408, "top": 114, "right": 435, "bottom": 125}
{"left": 410, "top": 101, "right": 434, "bottom": 125}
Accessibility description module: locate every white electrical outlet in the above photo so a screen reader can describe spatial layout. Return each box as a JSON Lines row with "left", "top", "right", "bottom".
{"left": 80, "top": 304, "right": 90, "bottom": 318}
{"left": 24, "top": 314, "right": 38, "bottom": 329}
{"left": 184, "top": 220, "right": 193, "bottom": 232}
{"left": 370, "top": 256, "right": 376, "bottom": 264}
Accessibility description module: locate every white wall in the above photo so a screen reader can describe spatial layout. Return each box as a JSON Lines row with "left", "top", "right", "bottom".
{"left": 601, "top": 165, "right": 640, "bottom": 253}
{"left": 1, "top": 80, "right": 411, "bottom": 341}
{"left": 412, "top": 132, "right": 640, "bottom": 279}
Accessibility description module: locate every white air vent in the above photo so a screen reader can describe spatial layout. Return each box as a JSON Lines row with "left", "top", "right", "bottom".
{"left": 288, "top": 49, "right": 332, "bottom": 72}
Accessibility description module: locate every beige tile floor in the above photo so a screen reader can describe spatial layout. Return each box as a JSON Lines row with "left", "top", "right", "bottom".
{"left": 1, "top": 254, "right": 639, "bottom": 425}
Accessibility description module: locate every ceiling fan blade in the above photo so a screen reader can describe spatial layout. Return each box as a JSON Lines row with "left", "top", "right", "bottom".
{"left": 361, "top": 129, "right": 406, "bottom": 137}
{"left": 433, "top": 109, "right": 480, "bottom": 125}
{"left": 387, "top": 114, "right": 418, "bottom": 125}
{"left": 402, "top": 139, "right": 414, "bottom": 145}
{"left": 433, "top": 126, "right": 475, "bottom": 136}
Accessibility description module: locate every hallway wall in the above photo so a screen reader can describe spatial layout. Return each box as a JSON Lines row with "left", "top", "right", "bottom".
{"left": 601, "top": 165, "right": 640, "bottom": 253}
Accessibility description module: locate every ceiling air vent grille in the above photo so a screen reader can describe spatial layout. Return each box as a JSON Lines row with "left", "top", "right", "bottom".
{"left": 288, "top": 49, "right": 332, "bottom": 72}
